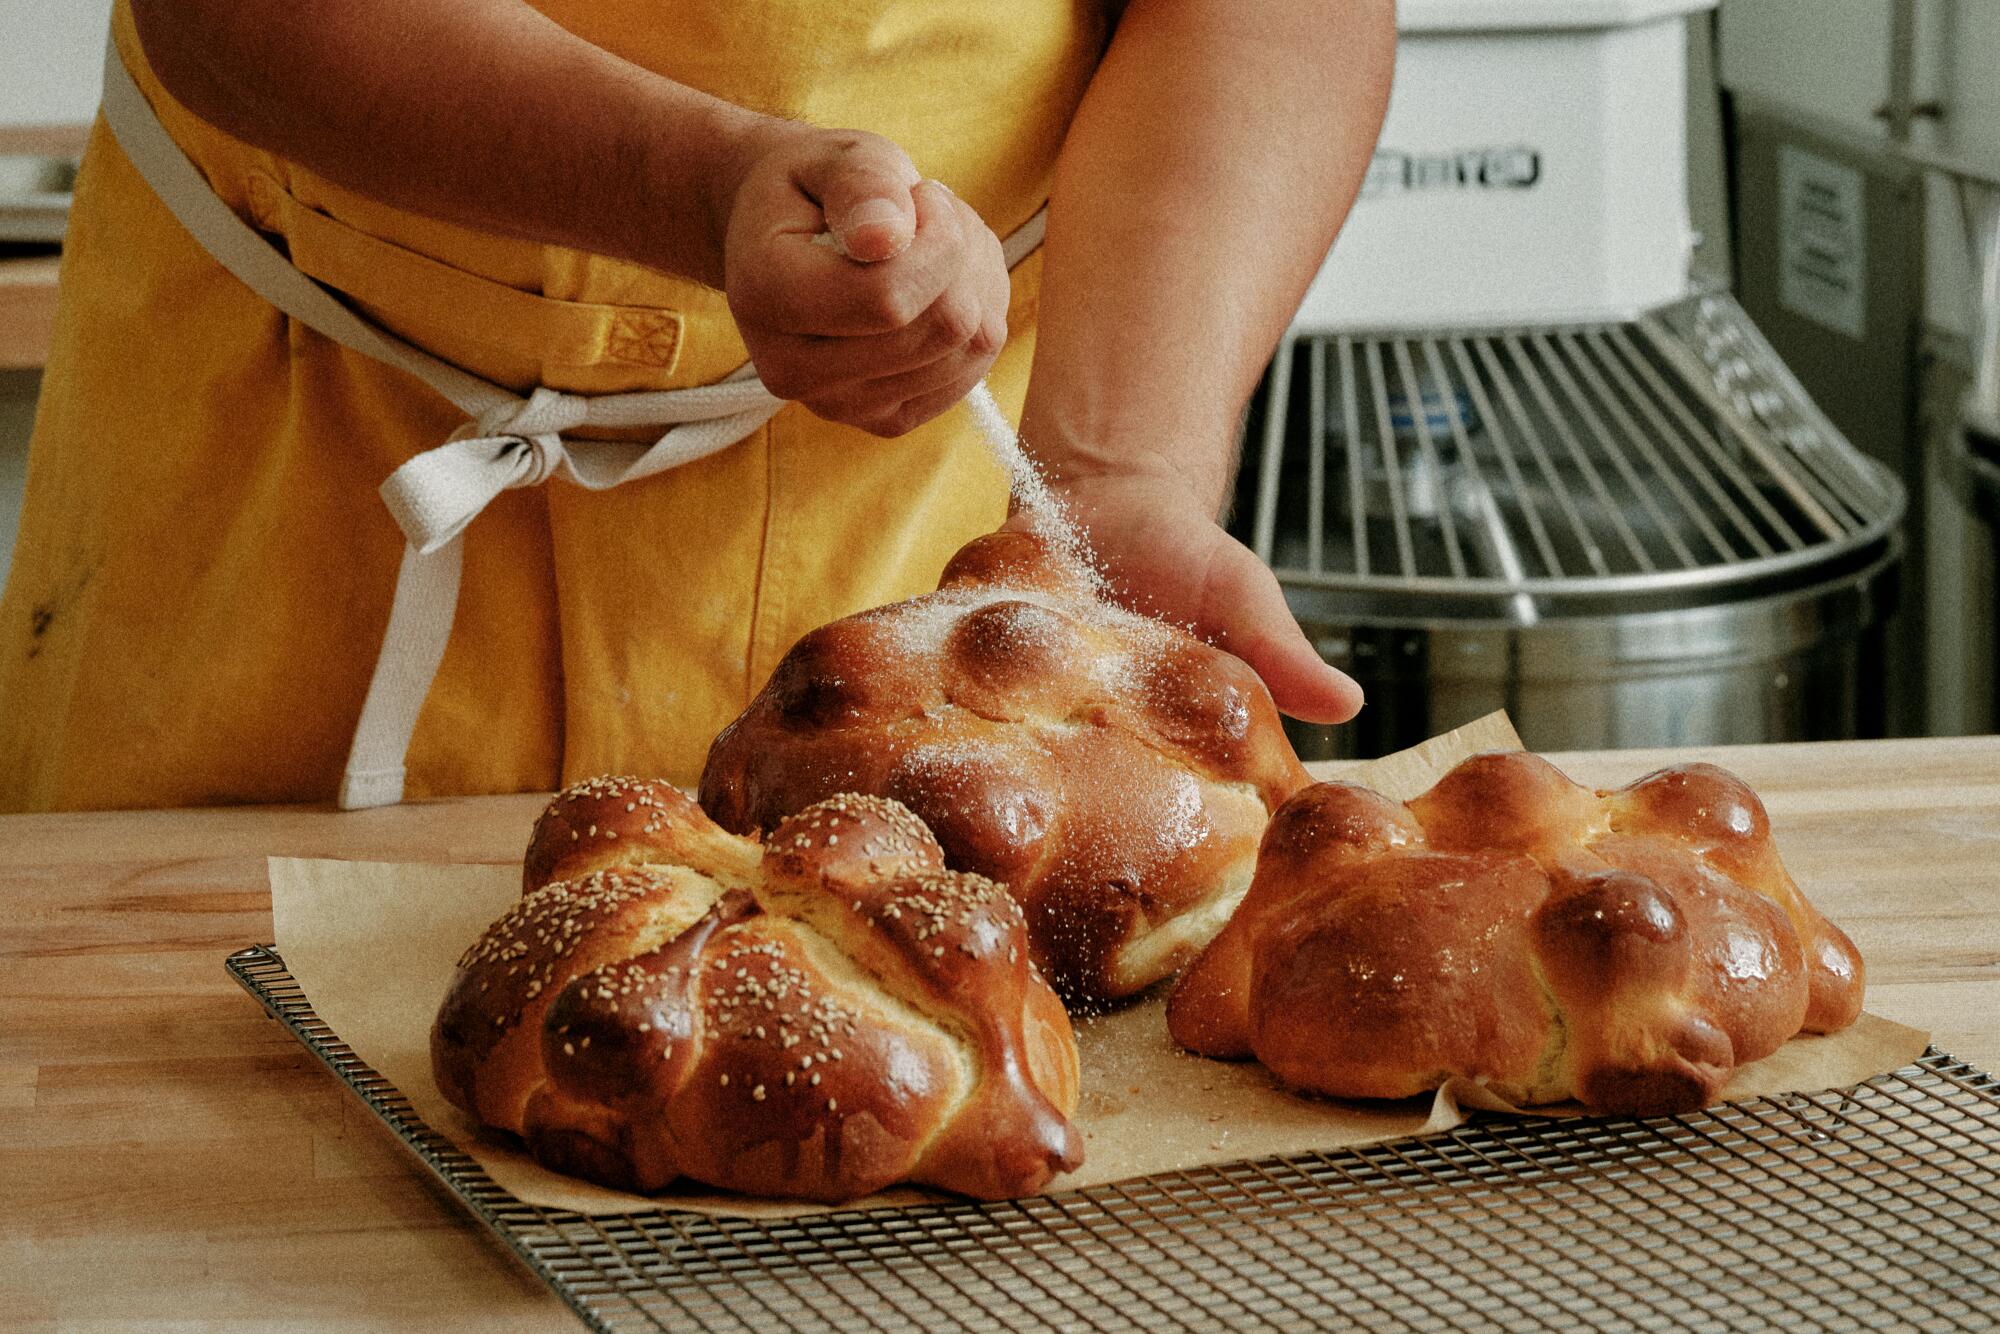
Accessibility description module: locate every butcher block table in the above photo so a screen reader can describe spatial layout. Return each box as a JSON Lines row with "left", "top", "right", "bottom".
{"left": 4, "top": 736, "right": 1999, "bottom": 1330}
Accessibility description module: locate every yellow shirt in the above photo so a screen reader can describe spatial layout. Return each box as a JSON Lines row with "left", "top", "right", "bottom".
{"left": 0, "top": 0, "right": 1107, "bottom": 810}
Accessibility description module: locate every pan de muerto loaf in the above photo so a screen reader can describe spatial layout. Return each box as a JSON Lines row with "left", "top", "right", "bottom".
{"left": 433, "top": 778, "right": 1083, "bottom": 1202}
{"left": 1169, "top": 752, "right": 1864, "bottom": 1115}
{"left": 699, "top": 531, "right": 1312, "bottom": 1008}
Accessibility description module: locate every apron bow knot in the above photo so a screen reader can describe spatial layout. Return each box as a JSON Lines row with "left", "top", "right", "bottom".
{"left": 101, "top": 29, "right": 1050, "bottom": 808}
{"left": 475, "top": 383, "right": 592, "bottom": 477}
{"left": 379, "top": 377, "right": 786, "bottom": 557}
{"left": 472, "top": 386, "right": 588, "bottom": 489}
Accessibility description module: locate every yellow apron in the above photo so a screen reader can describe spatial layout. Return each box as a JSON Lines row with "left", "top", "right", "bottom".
{"left": 0, "top": 1, "right": 1105, "bottom": 811}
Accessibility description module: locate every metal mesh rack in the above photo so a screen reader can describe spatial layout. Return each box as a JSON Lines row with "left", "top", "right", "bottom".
{"left": 228, "top": 944, "right": 2000, "bottom": 1332}
{"left": 1248, "top": 293, "right": 1904, "bottom": 619}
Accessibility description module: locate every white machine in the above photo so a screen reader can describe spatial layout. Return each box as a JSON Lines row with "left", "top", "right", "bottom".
{"left": 1294, "top": 0, "right": 1716, "bottom": 332}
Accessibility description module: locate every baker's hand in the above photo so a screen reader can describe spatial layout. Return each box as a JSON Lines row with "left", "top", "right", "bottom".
{"left": 1005, "top": 472, "right": 1365, "bottom": 724}
{"left": 719, "top": 127, "right": 1010, "bottom": 438}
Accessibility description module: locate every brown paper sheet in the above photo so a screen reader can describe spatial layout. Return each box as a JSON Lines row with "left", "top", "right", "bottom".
{"left": 266, "top": 710, "right": 1929, "bottom": 1219}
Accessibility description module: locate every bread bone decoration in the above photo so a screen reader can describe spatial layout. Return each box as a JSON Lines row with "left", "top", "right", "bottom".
{"left": 1169, "top": 751, "right": 1866, "bottom": 1115}
{"left": 433, "top": 778, "right": 1083, "bottom": 1202}
{"left": 699, "top": 530, "right": 1312, "bottom": 1008}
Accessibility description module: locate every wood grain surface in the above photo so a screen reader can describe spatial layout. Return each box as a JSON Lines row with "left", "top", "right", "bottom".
{"left": 0, "top": 126, "right": 91, "bottom": 157}
{"left": 3, "top": 736, "right": 1997, "bottom": 1330}
{"left": 0, "top": 257, "right": 61, "bottom": 371}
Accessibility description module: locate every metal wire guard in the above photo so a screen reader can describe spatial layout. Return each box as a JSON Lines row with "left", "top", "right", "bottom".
{"left": 1249, "top": 294, "right": 1904, "bottom": 617}
{"left": 227, "top": 944, "right": 1999, "bottom": 1332}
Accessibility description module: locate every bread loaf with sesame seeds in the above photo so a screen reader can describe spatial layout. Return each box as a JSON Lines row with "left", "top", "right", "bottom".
{"left": 432, "top": 783, "right": 1083, "bottom": 1202}
{"left": 1167, "top": 752, "right": 1866, "bottom": 1115}
{"left": 699, "top": 531, "right": 1312, "bottom": 1009}
{"left": 520, "top": 775, "right": 752, "bottom": 894}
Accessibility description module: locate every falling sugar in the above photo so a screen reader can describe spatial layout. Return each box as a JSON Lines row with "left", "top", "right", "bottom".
{"left": 804, "top": 221, "right": 1176, "bottom": 687}
{"left": 963, "top": 383, "right": 1105, "bottom": 595}
{"left": 809, "top": 219, "right": 1100, "bottom": 591}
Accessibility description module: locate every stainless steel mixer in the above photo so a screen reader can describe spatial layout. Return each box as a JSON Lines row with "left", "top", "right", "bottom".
{"left": 1244, "top": 293, "right": 1905, "bottom": 760}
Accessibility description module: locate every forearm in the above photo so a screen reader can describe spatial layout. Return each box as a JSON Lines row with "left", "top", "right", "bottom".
{"left": 129, "top": 0, "right": 776, "bottom": 287}
{"left": 1019, "top": 0, "right": 1394, "bottom": 513}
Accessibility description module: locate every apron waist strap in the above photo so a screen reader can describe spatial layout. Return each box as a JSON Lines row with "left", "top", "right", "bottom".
{"left": 98, "top": 37, "right": 1046, "bottom": 809}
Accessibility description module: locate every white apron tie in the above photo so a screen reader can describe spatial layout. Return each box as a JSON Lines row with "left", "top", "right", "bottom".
{"left": 98, "top": 38, "right": 1046, "bottom": 808}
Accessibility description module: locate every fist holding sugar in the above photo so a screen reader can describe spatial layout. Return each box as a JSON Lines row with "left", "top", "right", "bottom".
{"left": 721, "top": 126, "right": 1011, "bottom": 438}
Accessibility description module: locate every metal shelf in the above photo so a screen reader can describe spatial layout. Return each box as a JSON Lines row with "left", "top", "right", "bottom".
{"left": 230, "top": 943, "right": 2000, "bottom": 1333}
{"left": 1251, "top": 294, "right": 1904, "bottom": 622}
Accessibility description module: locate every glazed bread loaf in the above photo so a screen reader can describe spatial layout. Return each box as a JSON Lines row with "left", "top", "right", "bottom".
{"left": 433, "top": 778, "right": 1083, "bottom": 1202}
{"left": 699, "top": 531, "right": 1312, "bottom": 1008}
{"left": 1169, "top": 752, "right": 1865, "bottom": 1115}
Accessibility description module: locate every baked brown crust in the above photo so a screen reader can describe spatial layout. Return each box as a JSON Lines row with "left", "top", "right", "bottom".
{"left": 522, "top": 775, "right": 755, "bottom": 893}
{"left": 699, "top": 531, "right": 1311, "bottom": 1007}
{"left": 1167, "top": 752, "right": 1865, "bottom": 1115}
{"left": 434, "top": 784, "right": 1083, "bottom": 1202}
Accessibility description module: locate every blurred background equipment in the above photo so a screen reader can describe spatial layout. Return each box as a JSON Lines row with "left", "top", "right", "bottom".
{"left": 1241, "top": 0, "right": 1908, "bottom": 759}
{"left": 0, "top": 0, "right": 108, "bottom": 587}
{"left": 1718, "top": 0, "right": 2000, "bottom": 745}
{"left": 1246, "top": 298, "right": 1901, "bottom": 760}
{"left": 1238, "top": 0, "right": 2000, "bottom": 758}
{"left": 1292, "top": 0, "right": 1713, "bottom": 334}
{"left": 1931, "top": 153, "right": 2000, "bottom": 736}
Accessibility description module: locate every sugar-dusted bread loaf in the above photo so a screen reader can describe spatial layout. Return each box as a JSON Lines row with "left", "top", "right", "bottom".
{"left": 434, "top": 779, "right": 1082, "bottom": 1202}
{"left": 699, "top": 531, "right": 1312, "bottom": 1007}
{"left": 1169, "top": 752, "right": 1865, "bottom": 1115}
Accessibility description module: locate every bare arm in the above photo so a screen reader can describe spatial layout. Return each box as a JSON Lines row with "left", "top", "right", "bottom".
{"left": 129, "top": 0, "right": 1009, "bottom": 429}
{"left": 130, "top": 0, "right": 764, "bottom": 285}
{"left": 1015, "top": 0, "right": 1394, "bottom": 721}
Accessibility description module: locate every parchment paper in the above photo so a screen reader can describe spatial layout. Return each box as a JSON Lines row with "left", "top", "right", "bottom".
{"left": 266, "top": 711, "right": 1929, "bottom": 1218}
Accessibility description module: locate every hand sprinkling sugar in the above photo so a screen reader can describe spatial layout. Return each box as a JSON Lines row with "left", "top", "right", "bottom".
{"left": 814, "top": 212, "right": 1106, "bottom": 598}
{"left": 732, "top": 139, "right": 1006, "bottom": 440}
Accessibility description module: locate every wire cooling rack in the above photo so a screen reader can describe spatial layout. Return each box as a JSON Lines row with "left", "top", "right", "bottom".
{"left": 227, "top": 944, "right": 2000, "bottom": 1332}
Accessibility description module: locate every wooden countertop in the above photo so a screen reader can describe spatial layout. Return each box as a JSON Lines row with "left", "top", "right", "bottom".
{"left": 0, "top": 256, "right": 60, "bottom": 371}
{"left": 0, "top": 125, "right": 82, "bottom": 370}
{"left": 4, "top": 736, "right": 1998, "bottom": 1330}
